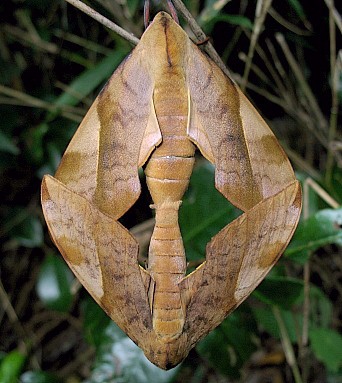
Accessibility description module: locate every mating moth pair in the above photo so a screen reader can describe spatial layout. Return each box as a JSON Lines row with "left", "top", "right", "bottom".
{"left": 41, "top": 12, "right": 301, "bottom": 369}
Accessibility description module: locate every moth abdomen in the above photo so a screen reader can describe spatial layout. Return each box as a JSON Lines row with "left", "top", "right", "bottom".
{"left": 147, "top": 201, "right": 186, "bottom": 341}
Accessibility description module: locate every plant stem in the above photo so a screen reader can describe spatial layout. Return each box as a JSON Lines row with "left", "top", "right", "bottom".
{"left": 241, "top": 0, "right": 273, "bottom": 91}
{"left": 64, "top": 0, "right": 139, "bottom": 45}
{"left": 172, "top": 0, "right": 233, "bottom": 78}
{"left": 275, "top": 33, "right": 328, "bottom": 135}
{"left": 273, "top": 307, "right": 303, "bottom": 383}
{"left": 325, "top": 0, "right": 339, "bottom": 186}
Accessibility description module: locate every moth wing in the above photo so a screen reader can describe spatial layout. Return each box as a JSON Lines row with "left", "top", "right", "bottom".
{"left": 186, "top": 44, "right": 295, "bottom": 211}
{"left": 55, "top": 46, "right": 161, "bottom": 220}
{"left": 180, "top": 180, "right": 301, "bottom": 345}
{"left": 237, "top": 88, "right": 296, "bottom": 200}
{"left": 41, "top": 175, "right": 153, "bottom": 342}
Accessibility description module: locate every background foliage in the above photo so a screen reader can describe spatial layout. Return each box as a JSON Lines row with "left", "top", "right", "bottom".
{"left": 0, "top": 0, "right": 341, "bottom": 382}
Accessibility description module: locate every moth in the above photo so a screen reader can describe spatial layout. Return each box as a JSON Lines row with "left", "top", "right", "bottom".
{"left": 41, "top": 11, "right": 302, "bottom": 369}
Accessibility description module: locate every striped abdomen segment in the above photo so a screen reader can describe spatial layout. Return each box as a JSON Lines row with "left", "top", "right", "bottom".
{"left": 145, "top": 114, "right": 196, "bottom": 341}
{"left": 147, "top": 201, "right": 187, "bottom": 341}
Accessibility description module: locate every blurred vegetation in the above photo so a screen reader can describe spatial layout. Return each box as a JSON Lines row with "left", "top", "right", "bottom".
{"left": 0, "top": 0, "right": 341, "bottom": 382}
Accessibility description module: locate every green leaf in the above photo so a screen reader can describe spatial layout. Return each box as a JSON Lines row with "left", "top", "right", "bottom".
{"left": 252, "top": 307, "right": 299, "bottom": 343}
{"left": 180, "top": 162, "right": 241, "bottom": 263}
{"left": 309, "top": 285, "right": 333, "bottom": 329}
{"left": 287, "top": 0, "right": 306, "bottom": 19}
{"left": 37, "top": 142, "right": 62, "bottom": 177}
{"left": 85, "top": 322, "right": 179, "bottom": 383}
{"left": 197, "top": 308, "right": 257, "bottom": 378}
{"left": 310, "top": 328, "right": 342, "bottom": 373}
{"left": 253, "top": 284, "right": 332, "bottom": 343}
{"left": 204, "top": 14, "right": 253, "bottom": 33}
{"left": 36, "top": 254, "right": 74, "bottom": 312}
{"left": 330, "top": 166, "right": 342, "bottom": 203}
{"left": 199, "top": 0, "right": 231, "bottom": 25}
{"left": 23, "top": 123, "right": 49, "bottom": 164}
{"left": 254, "top": 276, "right": 303, "bottom": 308}
{"left": 285, "top": 207, "right": 342, "bottom": 263}
{"left": 126, "top": 0, "right": 140, "bottom": 14}
{"left": 82, "top": 296, "right": 111, "bottom": 347}
{"left": 20, "top": 371, "right": 60, "bottom": 383}
{"left": 17, "top": 216, "right": 43, "bottom": 248}
{"left": 7, "top": 210, "right": 44, "bottom": 248}
{"left": 0, "top": 130, "right": 19, "bottom": 155}
{"left": 0, "top": 350, "right": 26, "bottom": 383}
{"left": 55, "top": 50, "right": 129, "bottom": 108}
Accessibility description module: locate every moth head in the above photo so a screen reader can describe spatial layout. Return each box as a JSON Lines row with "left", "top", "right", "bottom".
{"left": 140, "top": 11, "right": 190, "bottom": 74}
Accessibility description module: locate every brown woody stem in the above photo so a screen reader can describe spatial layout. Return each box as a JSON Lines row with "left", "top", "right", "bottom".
{"left": 64, "top": 0, "right": 139, "bottom": 45}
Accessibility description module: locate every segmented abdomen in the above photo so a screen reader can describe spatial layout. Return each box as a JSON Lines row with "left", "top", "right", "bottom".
{"left": 145, "top": 99, "right": 196, "bottom": 341}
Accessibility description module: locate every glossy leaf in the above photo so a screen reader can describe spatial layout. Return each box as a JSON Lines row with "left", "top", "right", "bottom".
{"left": 309, "top": 285, "right": 333, "bottom": 329}
{"left": 286, "top": 208, "right": 342, "bottom": 263}
{"left": 55, "top": 51, "right": 129, "bottom": 108}
{"left": 0, "top": 351, "right": 26, "bottom": 383}
{"left": 197, "top": 308, "right": 257, "bottom": 378}
{"left": 20, "top": 371, "right": 60, "bottom": 383}
{"left": 6, "top": 210, "right": 43, "bottom": 248}
{"left": 199, "top": 0, "right": 231, "bottom": 25}
{"left": 84, "top": 323, "right": 179, "bottom": 383}
{"left": 204, "top": 14, "right": 253, "bottom": 33}
{"left": 310, "top": 328, "right": 342, "bottom": 373}
{"left": 180, "top": 162, "right": 241, "bottom": 263}
{"left": 36, "top": 254, "right": 74, "bottom": 312}
{"left": 252, "top": 307, "right": 299, "bottom": 343}
{"left": 82, "top": 296, "right": 111, "bottom": 348}
{"left": 23, "top": 123, "right": 48, "bottom": 164}
{"left": 254, "top": 276, "right": 303, "bottom": 308}
{"left": 287, "top": 0, "right": 307, "bottom": 19}
{"left": 126, "top": 0, "right": 140, "bottom": 14}
{"left": 0, "top": 130, "right": 19, "bottom": 155}
{"left": 252, "top": 285, "right": 332, "bottom": 343}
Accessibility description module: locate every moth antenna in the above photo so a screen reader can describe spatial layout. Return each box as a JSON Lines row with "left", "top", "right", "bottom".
{"left": 144, "top": 0, "right": 150, "bottom": 28}
{"left": 167, "top": 0, "right": 179, "bottom": 24}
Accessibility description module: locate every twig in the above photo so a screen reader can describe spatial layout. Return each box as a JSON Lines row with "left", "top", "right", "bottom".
{"left": 266, "top": 36, "right": 295, "bottom": 93}
{"left": 238, "top": 52, "right": 273, "bottom": 85}
{"left": 171, "top": 0, "right": 233, "bottom": 78}
{"left": 241, "top": 0, "right": 273, "bottom": 91}
{"left": 53, "top": 29, "right": 113, "bottom": 55}
{"left": 0, "top": 279, "right": 40, "bottom": 369}
{"left": 64, "top": 0, "right": 139, "bottom": 45}
{"left": 323, "top": 0, "right": 342, "bottom": 34}
{"left": 282, "top": 146, "right": 322, "bottom": 181}
{"left": 3, "top": 24, "right": 58, "bottom": 54}
{"left": 300, "top": 178, "right": 340, "bottom": 380}
{"left": 301, "top": 257, "right": 310, "bottom": 382}
{"left": 275, "top": 33, "right": 328, "bottom": 134}
{"left": 273, "top": 306, "right": 303, "bottom": 383}
{"left": 235, "top": 73, "right": 286, "bottom": 109}
{"left": 65, "top": 0, "right": 233, "bottom": 80}
{"left": 264, "top": 38, "right": 296, "bottom": 108}
{"left": 325, "top": 0, "right": 340, "bottom": 186}
{"left": 0, "top": 84, "right": 84, "bottom": 123}
{"left": 304, "top": 178, "right": 340, "bottom": 209}
{"left": 131, "top": 218, "right": 154, "bottom": 261}
{"left": 268, "top": 7, "right": 311, "bottom": 36}
{"left": 59, "top": 347, "right": 95, "bottom": 378}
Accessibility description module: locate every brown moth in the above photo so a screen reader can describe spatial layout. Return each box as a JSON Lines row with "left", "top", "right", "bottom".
{"left": 41, "top": 12, "right": 302, "bottom": 369}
